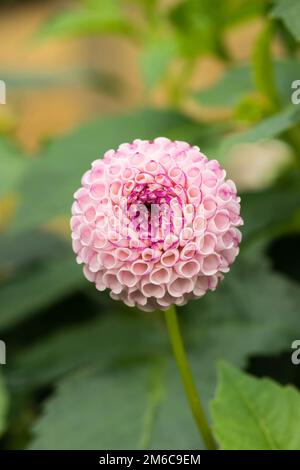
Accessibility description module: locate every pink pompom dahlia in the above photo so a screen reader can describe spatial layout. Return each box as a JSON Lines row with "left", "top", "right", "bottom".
{"left": 71, "top": 138, "right": 243, "bottom": 312}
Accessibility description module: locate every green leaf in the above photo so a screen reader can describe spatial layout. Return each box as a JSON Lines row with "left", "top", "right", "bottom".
{"left": 271, "top": 0, "right": 300, "bottom": 41}
{"left": 185, "top": 254, "right": 300, "bottom": 399}
{"left": 241, "top": 187, "right": 300, "bottom": 243}
{"left": 29, "top": 364, "right": 162, "bottom": 450}
{"left": 0, "top": 371, "right": 9, "bottom": 438}
{"left": 0, "top": 231, "right": 68, "bottom": 271}
{"left": 275, "top": 60, "right": 300, "bottom": 102}
{"left": 194, "top": 65, "right": 254, "bottom": 107}
{"left": 29, "top": 361, "right": 201, "bottom": 450}
{"left": 212, "top": 362, "right": 300, "bottom": 449}
{"left": 0, "top": 139, "right": 27, "bottom": 198}
{"left": 11, "top": 310, "right": 201, "bottom": 449}
{"left": 221, "top": 106, "right": 300, "bottom": 152}
{"left": 194, "top": 59, "right": 300, "bottom": 108}
{"left": 8, "top": 312, "right": 168, "bottom": 389}
{"left": 0, "top": 254, "right": 84, "bottom": 330}
{"left": 11, "top": 109, "right": 207, "bottom": 233}
{"left": 37, "top": 0, "right": 134, "bottom": 40}
{"left": 140, "top": 38, "right": 177, "bottom": 90}
{"left": 148, "top": 361, "right": 202, "bottom": 449}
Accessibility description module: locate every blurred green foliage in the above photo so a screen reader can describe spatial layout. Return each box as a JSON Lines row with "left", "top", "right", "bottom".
{"left": 36, "top": 0, "right": 136, "bottom": 40}
{"left": 194, "top": 59, "right": 300, "bottom": 108}
{"left": 212, "top": 362, "right": 300, "bottom": 449}
{"left": 271, "top": 0, "right": 300, "bottom": 41}
{"left": 0, "top": 374, "right": 8, "bottom": 438}
{"left": 1, "top": 0, "right": 300, "bottom": 450}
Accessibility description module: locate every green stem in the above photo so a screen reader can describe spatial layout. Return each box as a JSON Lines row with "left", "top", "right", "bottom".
{"left": 252, "top": 20, "right": 281, "bottom": 112}
{"left": 164, "top": 305, "right": 217, "bottom": 450}
{"left": 252, "top": 19, "right": 300, "bottom": 165}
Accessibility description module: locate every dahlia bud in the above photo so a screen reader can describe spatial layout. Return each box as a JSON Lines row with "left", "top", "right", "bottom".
{"left": 71, "top": 138, "right": 243, "bottom": 312}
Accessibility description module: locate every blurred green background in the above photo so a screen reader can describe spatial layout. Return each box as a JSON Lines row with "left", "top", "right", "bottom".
{"left": 0, "top": 0, "right": 300, "bottom": 450}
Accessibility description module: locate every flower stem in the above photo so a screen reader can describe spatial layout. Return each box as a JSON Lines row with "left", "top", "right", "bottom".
{"left": 164, "top": 305, "right": 217, "bottom": 450}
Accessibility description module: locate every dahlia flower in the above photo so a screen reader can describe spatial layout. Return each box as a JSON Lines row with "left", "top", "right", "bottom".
{"left": 71, "top": 138, "right": 243, "bottom": 312}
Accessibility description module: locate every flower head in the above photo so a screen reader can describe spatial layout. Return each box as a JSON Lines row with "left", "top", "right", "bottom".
{"left": 71, "top": 138, "right": 243, "bottom": 311}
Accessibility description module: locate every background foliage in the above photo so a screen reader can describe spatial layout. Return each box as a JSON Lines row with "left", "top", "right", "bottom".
{"left": 0, "top": 0, "right": 300, "bottom": 450}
